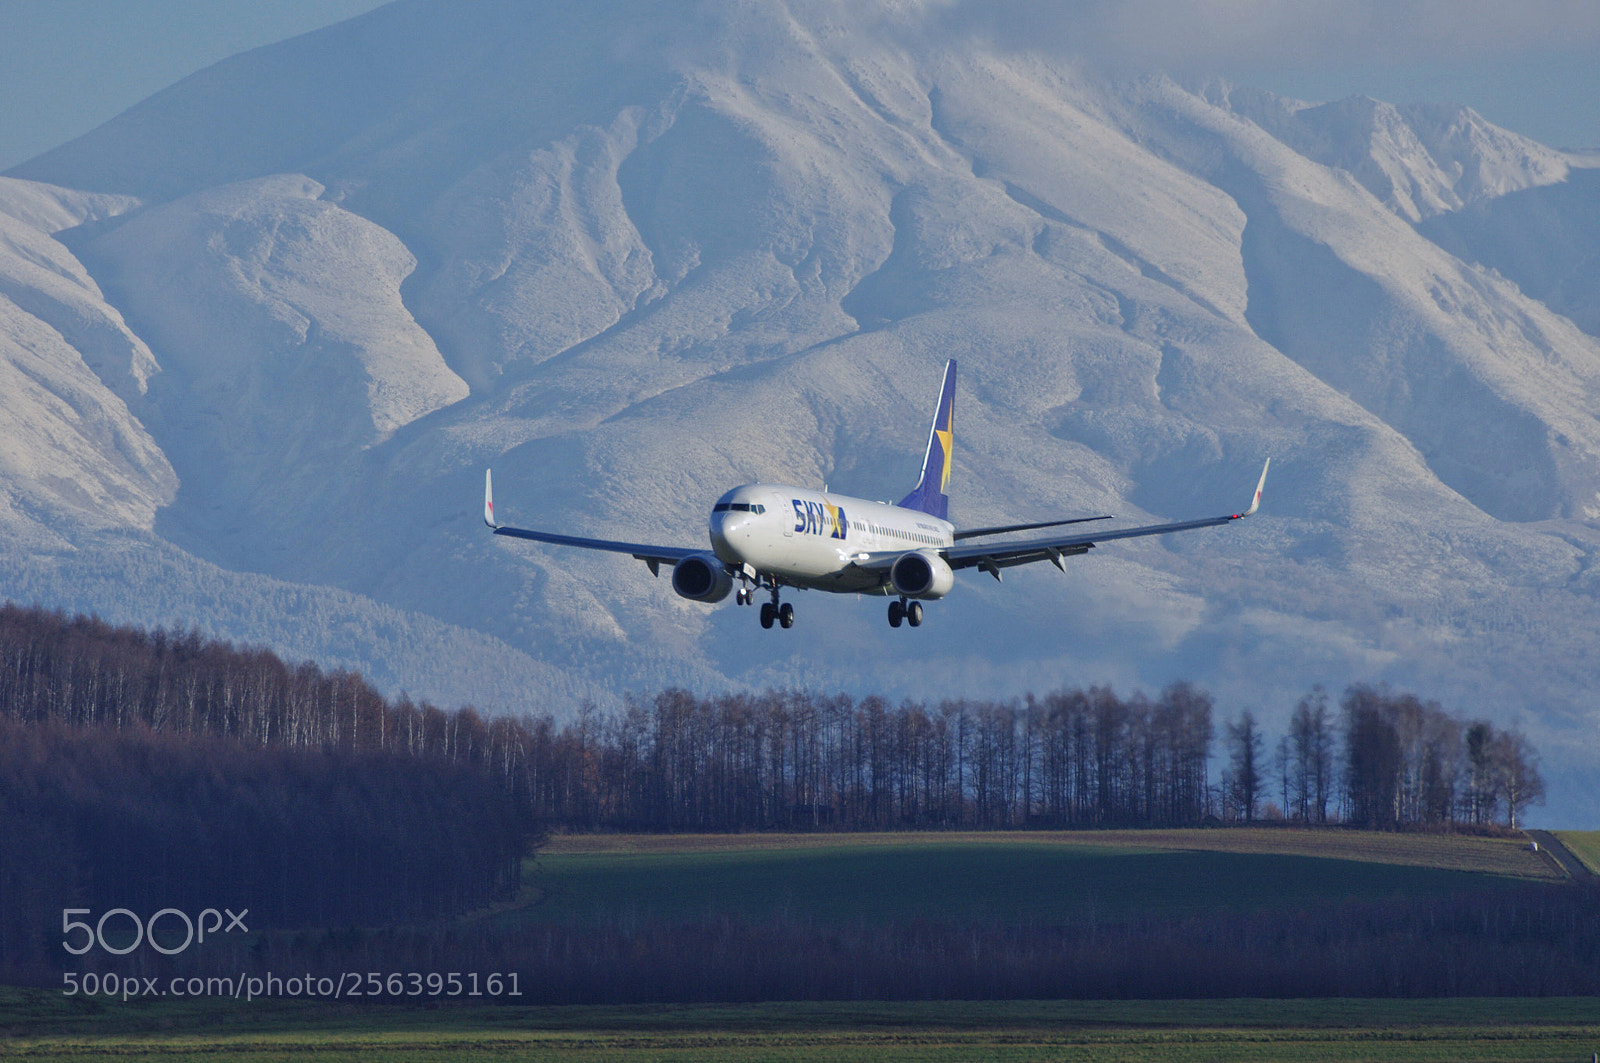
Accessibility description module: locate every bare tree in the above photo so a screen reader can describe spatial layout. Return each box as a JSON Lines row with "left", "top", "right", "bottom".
{"left": 1490, "top": 728, "right": 1545, "bottom": 829}
{"left": 1464, "top": 720, "right": 1497, "bottom": 826}
{"left": 1226, "top": 711, "right": 1264, "bottom": 824}
{"left": 1342, "top": 687, "right": 1401, "bottom": 828}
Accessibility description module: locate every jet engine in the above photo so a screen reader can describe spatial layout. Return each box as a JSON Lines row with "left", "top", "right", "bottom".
{"left": 671, "top": 553, "right": 734, "bottom": 603}
{"left": 889, "top": 550, "right": 954, "bottom": 599}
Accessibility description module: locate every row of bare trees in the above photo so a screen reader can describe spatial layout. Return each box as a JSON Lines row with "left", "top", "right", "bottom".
{"left": 559, "top": 686, "right": 1541, "bottom": 834}
{"left": 0, "top": 603, "right": 1544, "bottom": 837}
{"left": 0, "top": 604, "right": 1220, "bottom": 830}
{"left": 1215, "top": 688, "right": 1544, "bottom": 829}
{"left": 0, "top": 603, "right": 463, "bottom": 752}
{"left": 536, "top": 682, "right": 1218, "bottom": 831}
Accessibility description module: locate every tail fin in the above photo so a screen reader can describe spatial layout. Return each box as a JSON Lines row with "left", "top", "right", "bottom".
{"left": 898, "top": 359, "right": 956, "bottom": 520}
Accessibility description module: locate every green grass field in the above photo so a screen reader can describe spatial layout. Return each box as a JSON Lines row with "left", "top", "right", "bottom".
{"left": 1557, "top": 831, "right": 1600, "bottom": 875}
{"left": 6, "top": 830, "right": 1588, "bottom": 1061}
{"left": 542, "top": 827, "right": 1554, "bottom": 876}
{"left": 510, "top": 829, "right": 1553, "bottom": 929}
{"left": 4, "top": 994, "right": 1599, "bottom": 1062}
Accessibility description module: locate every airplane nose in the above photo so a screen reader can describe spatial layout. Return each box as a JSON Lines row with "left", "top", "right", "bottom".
{"left": 710, "top": 512, "right": 747, "bottom": 563}
{"left": 710, "top": 516, "right": 730, "bottom": 553}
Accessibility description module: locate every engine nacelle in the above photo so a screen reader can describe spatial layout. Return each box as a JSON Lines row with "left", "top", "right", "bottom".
{"left": 889, "top": 550, "right": 954, "bottom": 600}
{"left": 671, "top": 553, "right": 734, "bottom": 603}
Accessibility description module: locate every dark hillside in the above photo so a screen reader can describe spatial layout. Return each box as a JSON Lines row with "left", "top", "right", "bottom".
{"left": 483, "top": 834, "right": 1599, "bottom": 1002}
{"left": 0, "top": 605, "right": 537, "bottom": 982}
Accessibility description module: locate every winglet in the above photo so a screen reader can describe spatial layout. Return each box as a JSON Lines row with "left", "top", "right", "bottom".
{"left": 484, "top": 468, "right": 498, "bottom": 529}
{"left": 1240, "top": 458, "right": 1270, "bottom": 518}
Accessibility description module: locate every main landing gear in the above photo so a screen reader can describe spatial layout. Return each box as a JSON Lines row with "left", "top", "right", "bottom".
{"left": 887, "top": 598, "right": 923, "bottom": 629}
{"left": 739, "top": 576, "right": 795, "bottom": 630}
{"left": 760, "top": 600, "right": 795, "bottom": 630}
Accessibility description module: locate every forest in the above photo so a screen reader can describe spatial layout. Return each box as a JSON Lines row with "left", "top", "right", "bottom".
{"left": 0, "top": 603, "right": 1544, "bottom": 836}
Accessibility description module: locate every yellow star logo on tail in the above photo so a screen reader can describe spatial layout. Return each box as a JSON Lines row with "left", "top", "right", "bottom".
{"left": 935, "top": 422, "right": 953, "bottom": 492}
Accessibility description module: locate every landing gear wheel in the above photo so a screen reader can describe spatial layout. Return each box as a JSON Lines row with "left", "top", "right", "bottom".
{"left": 736, "top": 587, "right": 751, "bottom": 606}
{"left": 778, "top": 602, "right": 795, "bottom": 629}
{"left": 907, "top": 601, "right": 924, "bottom": 627}
{"left": 888, "top": 600, "right": 904, "bottom": 628}
{"left": 760, "top": 602, "right": 776, "bottom": 629}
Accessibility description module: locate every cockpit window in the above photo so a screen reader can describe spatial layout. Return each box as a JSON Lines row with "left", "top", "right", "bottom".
{"left": 714, "top": 502, "right": 766, "bottom": 514}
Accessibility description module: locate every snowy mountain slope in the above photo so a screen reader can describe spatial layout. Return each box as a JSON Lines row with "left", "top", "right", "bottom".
{"left": 72, "top": 173, "right": 468, "bottom": 564}
{"left": 1418, "top": 164, "right": 1600, "bottom": 342}
{"left": 0, "top": 175, "right": 586, "bottom": 711}
{"left": 1115, "top": 76, "right": 1600, "bottom": 525}
{"left": 0, "top": 525, "right": 607, "bottom": 712}
{"left": 1213, "top": 85, "right": 1570, "bottom": 223}
{"left": 4, "top": 0, "right": 1599, "bottom": 818}
{"left": 0, "top": 178, "right": 173, "bottom": 536}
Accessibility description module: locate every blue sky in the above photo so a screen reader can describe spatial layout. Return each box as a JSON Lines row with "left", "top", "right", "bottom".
{"left": 1, "top": 0, "right": 1597, "bottom": 173}
{"left": 0, "top": 0, "right": 387, "bottom": 171}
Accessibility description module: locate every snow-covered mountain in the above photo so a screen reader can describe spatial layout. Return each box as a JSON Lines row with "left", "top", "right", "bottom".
{"left": 5, "top": 0, "right": 1598, "bottom": 821}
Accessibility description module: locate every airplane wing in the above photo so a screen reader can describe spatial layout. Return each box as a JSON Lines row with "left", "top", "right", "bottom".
{"left": 953, "top": 515, "right": 1110, "bottom": 540}
{"left": 945, "top": 460, "right": 1269, "bottom": 580}
{"left": 483, "top": 469, "right": 699, "bottom": 575}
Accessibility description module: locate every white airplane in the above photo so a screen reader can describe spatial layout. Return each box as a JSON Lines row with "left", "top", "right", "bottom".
{"left": 484, "top": 360, "right": 1268, "bottom": 630}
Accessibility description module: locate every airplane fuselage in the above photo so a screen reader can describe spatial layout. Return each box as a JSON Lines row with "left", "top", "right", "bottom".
{"left": 709, "top": 484, "right": 954, "bottom": 595}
